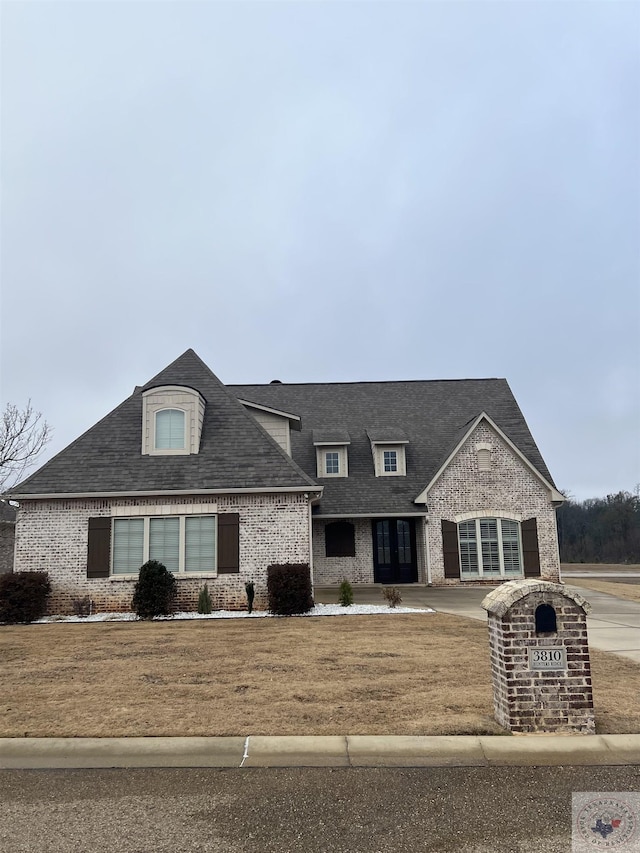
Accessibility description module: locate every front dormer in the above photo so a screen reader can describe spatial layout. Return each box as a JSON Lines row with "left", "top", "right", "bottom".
{"left": 313, "top": 429, "right": 350, "bottom": 478}
{"left": 142, "top": 385, "right": 205, "bottom": 455}
{"left": 367, "top": 429, "right": 409, "bottom": 476}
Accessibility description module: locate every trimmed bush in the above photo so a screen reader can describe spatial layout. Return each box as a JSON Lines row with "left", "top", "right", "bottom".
{"left": 338, "top": 579, "right": 353, "bottom": 607}
{"left": 131, "top": 560, "right": 177, "bottom": 619}
{"left": 245, "top": 581, "right": 255, "bottom": 614}
{"left": 0, "top": 572, "right": 51, "bottom": 624}
{"left": 267, "top": 563, "right": 313, "bottom": 616}
{"left": 198, "top": 583, "right": 212, "bottom": 615}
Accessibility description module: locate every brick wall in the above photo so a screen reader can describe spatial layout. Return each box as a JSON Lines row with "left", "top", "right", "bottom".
{"left": 427, "top": 422, "right": 561, "bottom": 584}
{"left": 13, "top": 493, "right": 310, "bottom": 615}
{"left": 483, "top": 580, "right": 594, "bottom": 733}
{"left": 0, "top": 522, "right": 15, "bottom": 574}
{"left": 312, "top": 518, "right": 375, "bottom": 585}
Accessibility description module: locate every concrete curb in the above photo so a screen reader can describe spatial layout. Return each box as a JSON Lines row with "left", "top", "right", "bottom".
{"left": 1, "top": 734, "right": 640, "bottom": 769}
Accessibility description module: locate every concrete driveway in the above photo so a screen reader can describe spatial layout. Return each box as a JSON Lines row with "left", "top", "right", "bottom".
{"left": 314, "top": 582, "right": 640, "bottom": 663}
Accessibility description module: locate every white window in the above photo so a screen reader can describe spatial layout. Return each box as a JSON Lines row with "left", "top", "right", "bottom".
{"left": 315, "top": 445, "right": 348, "bottom": 478}
{"left": 325, "top": 451, "right": 340, "bottom": 475}
{"left": 383, "top": 450, "right": 398, "bottom": 472}
{"left": 112, "top": 515, "right": 217, "bottom": 575}
{"left": 373, "top": 444, "right": 406, "bottom": 476}
{"left": 458, "top": 518, "right": 522, "bottom": 579}
{"left": 141, "top": 386, "right": 205, "bottom": 456}
{"left": 155, "top": 409, "right": 186, "bottom": 450}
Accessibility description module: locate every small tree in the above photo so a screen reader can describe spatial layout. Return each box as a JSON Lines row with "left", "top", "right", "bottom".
{"left": 338, "top": 579, "right": 353, "bottom": 607}
{"left": 0, "top": 401, "right": 52, "bottom": 489}
{"left": 198, "top": 583, "right": 212, "bottom": 614}
{"left": 131, "top": 560, "right": 177, "bottom": 619}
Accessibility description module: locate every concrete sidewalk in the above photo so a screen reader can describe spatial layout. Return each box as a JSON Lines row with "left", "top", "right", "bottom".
{"left": 2, "top": 734, "right": 640, "bottom": 770}
{"left": 315, "top": 583, "right": 640, "bottom": 663}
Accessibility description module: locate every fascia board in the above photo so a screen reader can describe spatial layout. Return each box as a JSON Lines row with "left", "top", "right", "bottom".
{"left": 3, "top": 486, "right": 324, "bottom": 501}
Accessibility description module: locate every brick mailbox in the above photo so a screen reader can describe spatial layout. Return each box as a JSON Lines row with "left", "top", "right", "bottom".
{"left": 482, "top": 579, "right": 594, "bottom": 734}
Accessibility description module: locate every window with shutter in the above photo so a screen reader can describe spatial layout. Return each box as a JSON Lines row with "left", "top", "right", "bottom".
{"left": 455, "top": 517, "right": 524, "bottom": 580}
{"left": 109, "top": 514, "right": 219, "bottom": 575}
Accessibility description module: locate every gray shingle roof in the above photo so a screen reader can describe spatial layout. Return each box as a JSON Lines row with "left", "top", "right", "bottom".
{"left": 228, "top": 378, "right": 556, "bottom": 516}
{"left": 9, "top": 350, "right": 316, "bottom": 496}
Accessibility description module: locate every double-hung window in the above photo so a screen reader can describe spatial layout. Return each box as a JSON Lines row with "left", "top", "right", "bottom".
{"left": 112, "top": 515, "right": 216, "bottom": 575}
{"left": 458, "top": 518, "right": 522, "bottom": 579}
{"left": 155, "top": 409, "right": 186, "bottom": 451}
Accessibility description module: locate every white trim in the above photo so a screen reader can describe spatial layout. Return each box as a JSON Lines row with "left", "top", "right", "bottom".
{"left": 8, "top": 486, "right": 323, "bottom": 500}
{"left": 238, "top": 399, "right": 301, "bottom": 427}
{"left": 454, "top": 509, "right": 522, "bottom": 523}
{"left": 413, "top": 412, "right": 565, "bottom": 504}
{"left": 314, "top": 512, "right": 428, "bottom": 519}
{"left": 111, "top": 503, "right": 218, "bottom": 516}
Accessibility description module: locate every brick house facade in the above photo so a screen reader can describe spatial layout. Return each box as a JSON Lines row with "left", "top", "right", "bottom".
{"left": 7, "top": 350, "right": 564, "bottom": 613}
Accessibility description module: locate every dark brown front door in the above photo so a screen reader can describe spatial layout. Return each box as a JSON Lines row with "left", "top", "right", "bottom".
{"left": 372, "top": 519, "right": 417, "bottom": 584}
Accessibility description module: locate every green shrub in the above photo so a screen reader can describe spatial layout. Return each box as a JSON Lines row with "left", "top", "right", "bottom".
{"left": 131, "top": 560, "right": 177, "bottom": 619}
{"left": 382, "top": 586, "right": 402, "bottom": 608}
{"left": 0, "top": 572, "right": 51, "bottom": 624}
{"left": 198, "top": 583, "right": 212, "bottom": 614}
{"left": 267, "top": 563, "right": 313, "bottom": 616}
{"left": 338, "top": 579, "right": 353, "bottom": 607}
{"left": 245, "top": 581, "right": 255, "bottom": 614}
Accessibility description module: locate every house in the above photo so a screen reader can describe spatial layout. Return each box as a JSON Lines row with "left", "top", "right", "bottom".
{"left": 6, "top": 349, "right": 564, "bottom": 613}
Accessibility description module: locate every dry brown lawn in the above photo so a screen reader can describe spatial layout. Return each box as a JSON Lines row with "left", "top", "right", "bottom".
{"left": 2, "top": 613, "right": 639, "bottom": 738}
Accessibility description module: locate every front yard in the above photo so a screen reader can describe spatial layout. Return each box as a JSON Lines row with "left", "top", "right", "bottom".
{"left": 3, "top": 612, "right": 640, "bottom": 737}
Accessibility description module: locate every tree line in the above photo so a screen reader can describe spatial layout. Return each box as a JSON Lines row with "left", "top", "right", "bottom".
{"left": 557, "top": 490, "right": 640, "bottom": 564}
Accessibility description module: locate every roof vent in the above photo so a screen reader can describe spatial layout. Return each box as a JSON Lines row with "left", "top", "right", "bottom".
{"left": 270, "top": 379, "right": 283, "bottom": 384}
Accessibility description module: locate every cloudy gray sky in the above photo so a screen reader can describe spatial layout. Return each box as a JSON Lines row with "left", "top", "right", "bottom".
{"left": 1, "top": 0, "right": 638, "bottom": 501}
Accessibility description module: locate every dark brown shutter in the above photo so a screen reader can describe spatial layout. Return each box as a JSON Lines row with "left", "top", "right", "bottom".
{"left": 218, "top": 513, "right": 240, "bottom": 573}
{"left": 442, "top": 520, "right": 460, "bottom": 579}
{"left": 87, "top": 517, "right": 111, "bottom": 578}
{"left": 522, "top": 517, "right": 541, "bottom": 577}
{"left": 325, "top": 521, "right": 356, "bottom": 557}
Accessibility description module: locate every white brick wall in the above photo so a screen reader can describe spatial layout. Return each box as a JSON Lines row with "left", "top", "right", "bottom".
{"left": 14, "top": 493, "right": 310, "bottom": 615}
{"left": 312, "top": 517, "right": 428, "bottom": 585}
{"left": 427, "top": 422, "right": 561, "bottom": 584}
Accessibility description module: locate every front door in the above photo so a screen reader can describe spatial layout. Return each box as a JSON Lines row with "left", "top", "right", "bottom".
{"left": 372, "top": 519, "right": 418, "bottom": 584}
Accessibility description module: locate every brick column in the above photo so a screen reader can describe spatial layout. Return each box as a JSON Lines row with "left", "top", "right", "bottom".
{"left": 482, "top": 580, "right": 594, "bottom": 734}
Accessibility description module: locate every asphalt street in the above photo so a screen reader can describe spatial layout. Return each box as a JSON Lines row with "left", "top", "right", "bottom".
{"left": 2, "top": 765, "right": 640, "bottom": 853}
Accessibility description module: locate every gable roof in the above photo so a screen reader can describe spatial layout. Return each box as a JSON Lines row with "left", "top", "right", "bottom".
{"left": 229, "top": 378, "right": 557, "bottom": 516}
{"left": 8, "top": 350, "right": 317, "bottom": 498}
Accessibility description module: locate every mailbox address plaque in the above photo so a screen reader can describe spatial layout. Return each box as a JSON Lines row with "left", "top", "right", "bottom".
{"left": 528, "top": 647, "right": 567, "bottom": 670}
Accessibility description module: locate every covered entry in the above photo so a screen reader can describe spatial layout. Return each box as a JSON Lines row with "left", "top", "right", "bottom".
{"left": 372, "top": 518, "right": 418, "bottom": 584}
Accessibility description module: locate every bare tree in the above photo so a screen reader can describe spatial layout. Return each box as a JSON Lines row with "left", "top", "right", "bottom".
{"left": 0, "top": 401, "right": 52, "bottom": 490}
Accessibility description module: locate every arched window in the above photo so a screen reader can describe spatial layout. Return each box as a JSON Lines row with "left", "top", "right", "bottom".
{"left": 155, "top": 409, "right": 186, "bottom": 450}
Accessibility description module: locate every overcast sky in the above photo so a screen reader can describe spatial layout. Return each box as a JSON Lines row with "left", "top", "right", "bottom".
{"left": 1, "top": 1, "right": 638, "bottom": 501}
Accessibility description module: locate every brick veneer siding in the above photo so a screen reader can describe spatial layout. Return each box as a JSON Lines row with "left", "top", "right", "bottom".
{"left": 13, "top": 493, "right": 310, "bottom": 615}
{"left": 426, "top": 422, "right": 560, "bottom": 585}
{"left": 483, "top": 580, "right": 594, "bottom": 734}
{"left": 312, "top": 517, "right": 428, "bottom": 585}
{"left": 0, "top": 521, "right": 15, "bottom": 574}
